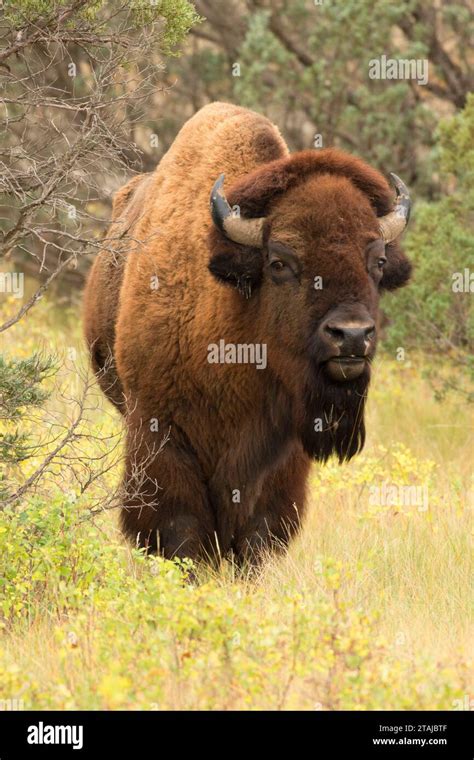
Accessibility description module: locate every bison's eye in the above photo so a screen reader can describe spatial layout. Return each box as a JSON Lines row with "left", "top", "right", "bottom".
{"left": 267, "top": 242, "right": 300, "bottom": 283}
{"left": 271, "top": 260, "right": 286, "bottom": 272}
{"left": 366, "top": 240, "right": 387, "bottom": 281}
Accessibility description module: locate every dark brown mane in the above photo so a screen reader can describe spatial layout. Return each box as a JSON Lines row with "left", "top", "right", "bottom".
{"left": 227, "top": 148, "right": 394, "bottom": 218}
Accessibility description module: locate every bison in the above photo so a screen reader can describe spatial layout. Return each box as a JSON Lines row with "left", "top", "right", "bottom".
{"left": 83, "top": 102, "right": 412, "bottom": 566}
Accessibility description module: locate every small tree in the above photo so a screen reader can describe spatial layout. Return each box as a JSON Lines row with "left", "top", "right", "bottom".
{"left": 383, "top": 95, "right": 474, "bottom": 402}
{"left": 0, "top": 0, "right": 200, "bottom": 312}
{"left": 157, "top": 0, "right": 473, "bottom": 195}
{"left": 0, "top": 0, "right": 200, "bottom": 501}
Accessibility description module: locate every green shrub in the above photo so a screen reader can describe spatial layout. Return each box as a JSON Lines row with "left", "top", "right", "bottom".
{"left": 383, "top": 95, "right": 474, "bottom": 400}
{"left": 0, "top": 494, "right": 468, "bottom": 709}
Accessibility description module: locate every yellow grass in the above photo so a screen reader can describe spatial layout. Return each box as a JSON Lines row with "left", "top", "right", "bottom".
{"left": 0, "top": 295, "right": 472, "bottom": 710}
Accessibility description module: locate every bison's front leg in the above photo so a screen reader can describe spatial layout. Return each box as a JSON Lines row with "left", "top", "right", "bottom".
{"left": 233, "top": 445, "right": 310, "bottom": 568}
{"left": 120, "top": 426, "right": 216, "bottom": 564}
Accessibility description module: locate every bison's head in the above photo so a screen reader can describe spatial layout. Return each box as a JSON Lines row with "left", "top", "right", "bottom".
{"left": 208, "top": 149, "right": 412, "bottom": 462}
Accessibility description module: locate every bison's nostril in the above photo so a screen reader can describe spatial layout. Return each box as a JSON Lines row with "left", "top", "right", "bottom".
{"left": 323, "top": 320, "right": 376, "bottom": 352}
{"left": 325, "top": 325, "right": 345, "bottom": 343}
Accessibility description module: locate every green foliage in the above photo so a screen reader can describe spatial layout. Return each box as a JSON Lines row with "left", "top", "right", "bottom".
{"left": 438, "top": 93, "right": 474, "bottom": 187}
{"left": 127, "top": 0, "right": 202, "bottom": 54}
{"left": 383, "top": 96, "right": 474, "bottom": 400}
{"left": 4, "top": 0, "right": 202, "bottom": 53}
{"left": 234, "top": 11, "right": 294, "bottom": 108}
{"left": 0, "top": 494, "right": 468, "bottom": 709}
{"left": 0, "top": 354, "right": 54, "bottom": 420}
{"left": 0, "top": 354, "right": 55, "bottom": 468}
{"left": 3, "top": 0, "right": 106, "bottom": 25}
{"left": 0, "top": 495, "right": 187, "bottom": 624}
{"left": 230, "top": 0, "right": 435, "bottom": 185}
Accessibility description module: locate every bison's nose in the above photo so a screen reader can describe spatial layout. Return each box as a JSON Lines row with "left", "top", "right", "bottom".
{"left": 324, "top": 320, "right": 376, "bottom": 356}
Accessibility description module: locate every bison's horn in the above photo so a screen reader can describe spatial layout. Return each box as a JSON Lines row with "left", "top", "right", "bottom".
{"left": 378, "top": 173, "right": 411, "bottom": 243}
{"left": 210, "top": 174, "right": 265, "bottom": 247}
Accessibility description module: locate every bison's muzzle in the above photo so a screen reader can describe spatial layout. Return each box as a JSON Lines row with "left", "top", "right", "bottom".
{"left": 318, "top": 309, "right": 376, "bottom": 381}
{"left": 325, "top": 356, "right": 368, "bottom": 382}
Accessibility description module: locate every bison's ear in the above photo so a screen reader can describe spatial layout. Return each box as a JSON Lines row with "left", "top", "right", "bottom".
{"left": 208, "top": 228, "right": 263, "bottom": 297}
{"left": 381, "top": 243, "right": 413, "bottom": 291}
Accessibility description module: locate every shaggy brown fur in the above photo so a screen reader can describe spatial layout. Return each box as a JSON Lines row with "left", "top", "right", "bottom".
{"left": 83, "top": 172, "right": 153, "bottom": 410}
{"left": 83, "top": 102, "right": 412, "bottom": 566}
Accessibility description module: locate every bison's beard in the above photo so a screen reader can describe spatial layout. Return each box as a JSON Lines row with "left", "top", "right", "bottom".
{"left": 300, "top": 364, "right": 370, "bottom": 463}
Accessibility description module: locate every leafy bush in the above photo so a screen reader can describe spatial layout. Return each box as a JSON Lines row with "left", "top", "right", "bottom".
{"left": 383, "top": 95, "right": 474, "bottom": 400}
{"left": 0, "top": 484, "right": 469, "bottom": 710}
